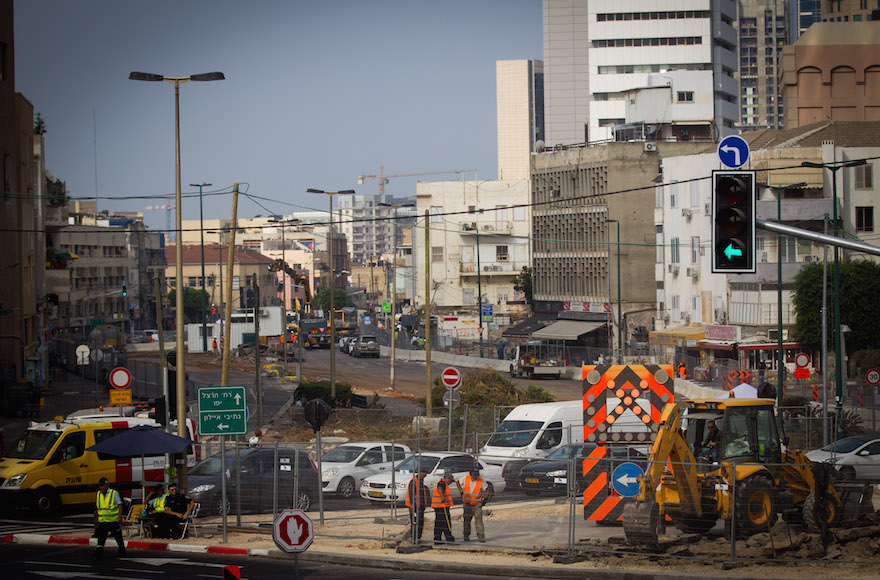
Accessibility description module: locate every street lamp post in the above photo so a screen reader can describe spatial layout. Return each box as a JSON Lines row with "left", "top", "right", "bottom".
{"left": 130, "top": 71, "right": 224, "bottom": 490}
{"left": 606, "top": 219, "right": 621, "bottom": 362}
{"left": 380, "top": 202, "right": 415, "bottom": 392}
{"left": 758, "top": 181, "right": 807, "bottom": 407}
{"left": 307, "top": 188, "right": 355, "bottom": 399}
{"left": 191, "top": 182, "right": 212, "bottom": 352}
{"left": 802, "top": 160, "right": 866, "bottom": 437}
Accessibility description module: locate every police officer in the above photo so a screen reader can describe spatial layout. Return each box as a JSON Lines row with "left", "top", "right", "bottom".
{"left": 432, "top": 471, "right": 455, "bottom": 545}
{"left": 405, "top": 467, "right": 429, "bottom": 543}
{"left": 93, "top": 477, "right": 125, "bottom": 560}
{"left": 456, "top": 466, "right": 486, "bottom": 542}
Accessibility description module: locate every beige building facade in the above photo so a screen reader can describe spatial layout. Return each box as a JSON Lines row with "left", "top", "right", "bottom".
{"left": 496, "top": 59, "right": 544, "bottom": 181}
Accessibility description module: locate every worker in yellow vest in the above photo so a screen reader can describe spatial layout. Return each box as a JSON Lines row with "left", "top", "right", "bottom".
{"left": 404, "top": 467, "right": 429, "bottom": 543}
{"left": 431, "top": 471, "right": 456, "bottom": 545}
{"left": 93, "top": 477, "right": 125, "bottom": 560}
{"left": 456, "top": 466, "right": 486, "bottom": 542}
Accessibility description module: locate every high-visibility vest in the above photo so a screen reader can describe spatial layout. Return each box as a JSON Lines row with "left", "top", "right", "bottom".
{"left": 153, "top": 492, "right": 169, "bottom": 512}
{"left": 96, "top": 488, "right": 121, "bottom": 523}
{"left": 460, "top": 474, "right": 484, "bottom": 505}
{"left": 405, "top": 475, "right": 426, "bottom": 509}
{"left": 212, "top": 338, "right": 217, "bottom": 348}
{"left": 431, "top": 481, "right": 452, "bottom": 509}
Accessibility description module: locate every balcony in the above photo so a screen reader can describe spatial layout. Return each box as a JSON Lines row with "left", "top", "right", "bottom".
{"left": 459, "top": 221, "right": 512, "bottom": 235}
{"left": 459, "top": 261, "right": 527, "bottom": 275}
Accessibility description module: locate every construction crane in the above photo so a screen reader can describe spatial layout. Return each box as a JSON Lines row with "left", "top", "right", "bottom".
{"left": 356, "top": 165, "right": 478, "bottom": 197}
{"left": 145, "top": 204, "right": 173, "bottom": 241}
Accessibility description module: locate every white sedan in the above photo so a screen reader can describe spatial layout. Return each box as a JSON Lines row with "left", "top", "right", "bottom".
{"left": 359, "top": 452, "right": 505, "bottom": 503}
{"left": 806, "top": 436, "right": 880, "bottom": 482}
{"left": 321, "top": 441, "right": 411, "bottom": 498}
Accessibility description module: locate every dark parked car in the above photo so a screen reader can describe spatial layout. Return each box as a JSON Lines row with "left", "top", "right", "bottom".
{"left": 517, "top": 444, "right": 647, "bottom": 495}
{"left": 187, "top": 448, "right": 319, "bottom": 516}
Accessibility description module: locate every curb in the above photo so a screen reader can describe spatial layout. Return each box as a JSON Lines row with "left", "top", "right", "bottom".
{"left": 2, "top": 533, "right": 254, "bottom": 556}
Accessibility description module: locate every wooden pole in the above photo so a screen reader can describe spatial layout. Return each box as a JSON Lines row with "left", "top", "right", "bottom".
{"left": 221, "top": 183, "right": 239, "bottom": 387}
{"left": 424, "top": 210, "right": 432, "bottom": 418}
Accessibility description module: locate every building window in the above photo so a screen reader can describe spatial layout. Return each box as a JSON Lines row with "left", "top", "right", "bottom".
{"left": 431, "top": 246, "right": 443, "bottom": 263}
{"left": 856, "top": 164, "right": 873, "bottom": 189}
{"left": 856, "top": 206, "right": 874, "bottom": 232}
{"left": 496, "top": 245, "right": 509, "bottom": 262}
{"left": 670, "top": 237, "right": 680, "bottom": 264}
{"left": 691, "top": 236, "right": 700, "bottom": 264}
{"left": 677, "top": 91, "right": 694, "bottom": 103}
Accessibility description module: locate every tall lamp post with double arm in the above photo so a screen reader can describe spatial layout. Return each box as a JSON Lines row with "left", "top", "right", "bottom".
{"left": 129, "top": 70, "right": 224, "bottom": 490}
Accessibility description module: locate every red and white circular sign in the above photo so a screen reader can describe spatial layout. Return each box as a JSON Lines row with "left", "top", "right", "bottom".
{"left": 866, "top": 368, "right": 880, "bottom": 386}
{"left": 441, "top": 367, "right": 462, "bottom": 389}
{"left": 795, "top": 353, "right": 810, "bottom": 369}
{"left": 108, "top": 367, "right": 132, "bottom": 390}
{"left": 273, "top": 509, "right": 314, "bottom": 553}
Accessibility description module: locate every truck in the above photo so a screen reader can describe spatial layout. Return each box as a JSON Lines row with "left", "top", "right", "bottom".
{"left": 621, "top": 397, "right": 873, "bottom": 544}
{"left": 509, "top": 341, "right": 566, "bottom": 380}
{"left": 299, "top": 318, "right": 331, "bottom": 349}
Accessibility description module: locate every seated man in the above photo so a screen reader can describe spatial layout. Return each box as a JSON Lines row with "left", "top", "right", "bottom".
{"left": 151, "top": 483, "right": 195, "bottom": 539}
{"left": 699, "top": 420, "right": 722, "bottom": 463}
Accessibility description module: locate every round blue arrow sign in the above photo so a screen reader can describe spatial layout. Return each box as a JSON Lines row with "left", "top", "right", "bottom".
{"left": 611, "top": 462, "right": 645, "bottom": 497}
{"left": 717, "top": 135, "right": 750, "bottom": 169}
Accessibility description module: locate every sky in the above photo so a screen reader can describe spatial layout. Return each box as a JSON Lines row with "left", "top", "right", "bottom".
{"left": 14, "top": 0, "right": 542, "bottom": 232}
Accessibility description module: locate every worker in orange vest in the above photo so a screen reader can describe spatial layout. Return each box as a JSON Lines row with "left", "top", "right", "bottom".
{"left": 404, "top": 467, "right": 429, "bottom": 543}
{"left": 431, "top": 471, "right": 455, "bottom": 545}
{"left": 455, "top": 465, "right": 486, "bottom": 542}
{"left": 677, "top": 362, "right": 686, "bottom": 379}
{"left": 212, "top": 337, "right": 218, "bottom": 355}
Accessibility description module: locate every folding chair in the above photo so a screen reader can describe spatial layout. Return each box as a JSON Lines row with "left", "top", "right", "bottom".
{"left": 122, "top": 503, "right": 146, "bottom": 537}
{"left": 177, "top": 502, "right": 200, "bottom": 539}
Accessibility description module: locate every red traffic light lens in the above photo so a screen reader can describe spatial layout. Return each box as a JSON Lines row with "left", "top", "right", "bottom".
{"left": 717, "top": 208, "right": 745, "bottom": 235}
{"left": 716, "top": 177, "right": 746, "bottom": 204}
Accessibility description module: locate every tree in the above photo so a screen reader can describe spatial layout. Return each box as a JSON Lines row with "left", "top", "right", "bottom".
{"left": 792, "top": 260, "right": 880, "bottom": 351}
{"left": 513, "top": 265, "right": 534, "bottom": 309}
{"left": 312, "top": 287, "right": 350, "bottom": 313}
{"left": 167, "top": 287, "right": 211, "bottom": 323}
{"left": 34, "top": 113, "right": 46, "bottom": 135}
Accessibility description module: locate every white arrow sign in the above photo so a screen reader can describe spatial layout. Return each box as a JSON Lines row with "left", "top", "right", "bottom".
{"left": 719, "top": 145, "right": 740, "bottom": 168}
{"left": 616, "top": 474, "right": 639, "bottom": 486}
{"left": 217, "top": 423, "right": 229, "bottom": 430}
{"left": 234, "top": 393, "right": 242, "bottom": 405}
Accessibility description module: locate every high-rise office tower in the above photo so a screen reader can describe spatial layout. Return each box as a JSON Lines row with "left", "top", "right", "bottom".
{"left": 736, "top": 0, "right": 788, "bottom": 130}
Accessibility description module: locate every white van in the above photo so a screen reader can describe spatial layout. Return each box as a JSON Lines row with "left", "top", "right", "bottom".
{"left": 479, "top": 399, "right": 651, "bottom": 466}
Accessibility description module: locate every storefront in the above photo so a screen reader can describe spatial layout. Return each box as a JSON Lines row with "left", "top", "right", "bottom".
{"left": 648, "top": 324, "right": 705, "bottom": 364}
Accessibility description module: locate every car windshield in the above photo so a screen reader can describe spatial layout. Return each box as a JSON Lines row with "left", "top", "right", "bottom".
{"left": 821, "top": 438, "right": 868, "bottom": 454}
{"left": 323, "top": 445, "right": 365, "bottom": 463}
{"left": 547, "top": 445, "right": 584, "bottom": 460}
{"left": 394, "top": 455, "right": 440, "bottom": 473}
{"left": 188, "top": 454, "right": 233, "bottom": 476}
{"left": 487, "top": 420, "right": 543, "bottom": 447}
{"left": 6, "top": 430, "right": 62, "bottom": 460}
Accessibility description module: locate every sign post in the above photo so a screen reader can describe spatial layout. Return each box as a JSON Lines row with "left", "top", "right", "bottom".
{"left": 441, "top": 367, "right": 461, "bottom": 451}
{"left": 198, "top": 386, "right": 248, "bottom": 436}
{"left": 273, "top": 508, "right": 314, "bottom": 575}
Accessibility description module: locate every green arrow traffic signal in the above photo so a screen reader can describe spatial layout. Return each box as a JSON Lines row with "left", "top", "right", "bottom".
{"left": 723, "top": 244, "right": 743, "bottom": 260}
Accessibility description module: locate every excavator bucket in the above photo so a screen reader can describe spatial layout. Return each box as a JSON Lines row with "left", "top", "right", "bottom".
{"left": 622, "top": 500, "right": 661, "bottom": 545}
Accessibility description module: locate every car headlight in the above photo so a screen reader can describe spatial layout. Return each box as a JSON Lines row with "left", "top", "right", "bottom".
{"left": 4, "top": 473, "right": 27, "bottom": 488}
{"left": 546, "top": 470, "right": 567, "bottom": 477}
{"left": 322, "top": 468, "right": 338, "bottom": 478}
{"left": 189, "top": 484, "right": 215, "bottom": 494}
{"left": 512, "top": 449, "right": 529, "bottom": 457}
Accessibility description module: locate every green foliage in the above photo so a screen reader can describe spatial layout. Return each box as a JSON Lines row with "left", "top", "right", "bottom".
{"left": 167, "top": 287, "right": 211, "bottom": 323}
{"left": 792, "top": 260, "right": 880, "bottom": 350}
{"left": 312, "top": 288, "right": 351, "bottom": 312}
{"left": 295, "top": 380, "right": 353, "bottom": 405}
{"left": 781, "top": 396, "right": 812, "bottom": 414}
{"left": 513, "top": 266, "right": 533, "bottom": 309}
{"left": 849, "top": 349, "right": 880, "bottom": 377}
{"left": 522, "top": 384, "right": 557, "bottom": 403}
{"left": 430, "top": 367, "right": 557, "bottom": 407}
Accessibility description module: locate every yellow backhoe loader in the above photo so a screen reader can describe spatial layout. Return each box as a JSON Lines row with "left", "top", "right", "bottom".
{"left": 622, "top": 398, "right": 873, "bottom": 544}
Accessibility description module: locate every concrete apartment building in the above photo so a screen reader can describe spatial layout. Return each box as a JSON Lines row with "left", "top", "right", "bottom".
{"left": 735, "top": 0, "right": 788, "bottom": 131}
{"left": 336, "top": 193, "right": 415, "bottom": 264}
{"left": 496, "top": 59, "right": 544, "bottom": 181}
{"left": 414, "top": 180, "right": 531, "bottom": 320}
{"left": 821, "top": 0, "right": 879, "bottom": 21}
{"left": 779, "top": 21, "right": 880, "bottom": 128}
{"left": 653, "top": 121, "right": 880, "bottom": 364}
{"left": 542, "top": 0, "right": 739, "bottom": 146}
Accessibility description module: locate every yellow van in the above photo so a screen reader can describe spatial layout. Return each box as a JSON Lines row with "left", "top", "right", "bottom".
{"left": 0, "top": 416, "right": 195, "bottom": 514}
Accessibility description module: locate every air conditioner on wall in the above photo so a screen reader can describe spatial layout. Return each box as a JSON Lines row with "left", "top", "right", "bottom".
{"left": 704, "top": 202, "right": 711, "bottom": 214}
{"left": 644, "top": 142, "right": 657, "bottom": 152}
{"left": 681, "top": 208, "right": 693, "bottom": 219}
{"left": 688, "top": 266, "right": 700, "bottom": 279}
{"left": 483, "top": 224, "right": 493, "bottom": 231}
{"left": 668, "top": 264, "right": 680, "bottom": 275}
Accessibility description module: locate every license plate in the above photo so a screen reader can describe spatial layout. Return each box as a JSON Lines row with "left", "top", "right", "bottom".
{"left": 525, "top": 478, "right": 540, "bottom": 484}
{"left": 553, "top": 477, "right": 567, "bottom": 484}
{"left": 368, "top": 491, "right": 385, "bottom": 498}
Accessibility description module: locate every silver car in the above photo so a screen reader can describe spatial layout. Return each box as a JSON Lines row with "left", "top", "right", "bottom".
{"left": 353, "top": 335, "right": 379, "bottom": 358}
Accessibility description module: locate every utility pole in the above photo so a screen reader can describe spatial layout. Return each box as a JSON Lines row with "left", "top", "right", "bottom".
{"left": 253, "top": 273, "right": 262, "bottom": 430}
{"left": 221, "top": 184, "right": 239, "bottom": 387}
{"left": 424, "top": 210, "right": 432, "bottom": 418}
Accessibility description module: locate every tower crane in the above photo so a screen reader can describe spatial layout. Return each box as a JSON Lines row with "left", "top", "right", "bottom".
{"left": 356, "top": 165, "right": 478, "bottom": 197}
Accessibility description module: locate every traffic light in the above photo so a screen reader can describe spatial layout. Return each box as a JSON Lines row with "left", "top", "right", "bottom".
{"left": 122, "top": 282, "right": 127, "bottom": 297}
{"left": 363, "top": 287, "right": 367, "bottom": 295}
{"left": 712, "top": 170, "right": 756, "bottom": 273}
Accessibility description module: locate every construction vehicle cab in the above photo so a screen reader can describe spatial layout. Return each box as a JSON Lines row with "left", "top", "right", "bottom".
{"left": 622, "top": 397, "right": 873, "bottom": 545}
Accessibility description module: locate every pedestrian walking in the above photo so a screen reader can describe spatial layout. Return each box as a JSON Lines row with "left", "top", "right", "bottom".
{"left": 249, "top": 429, "right": 263, "bottom": 448}
{"left": 405, "top": 467, "right": 429, "bottom": 543}
{"left": 212, "top": 337, "right": 219, "bottom": 355}
{"left": 432, "top": 471, "right": 455, "bottom": 544}
{"left": 496, "top": 340, "right": 505, "bottom": 360}
{"left": 92, "top": 477, "right": 125, "bottom": 560}
{"left": 456, "top": 466, "right": 487, "bottom": 542}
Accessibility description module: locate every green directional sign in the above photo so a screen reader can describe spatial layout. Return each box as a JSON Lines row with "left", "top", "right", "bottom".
{"left": 381, "top": 300, "right": 391, "bottom": 313}
{"left": 198, "top": 386, "right": 247, "bottom": 436}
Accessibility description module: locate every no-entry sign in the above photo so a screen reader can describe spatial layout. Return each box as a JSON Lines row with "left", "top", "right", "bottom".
{"left": 108, "top": 367, "right": 132, "bottom": 390}
{"left": 441, "top": 367, "right": 461, "bottom": 389}
{"left": 273, "top": 509, "right": 314, "bottom": 553}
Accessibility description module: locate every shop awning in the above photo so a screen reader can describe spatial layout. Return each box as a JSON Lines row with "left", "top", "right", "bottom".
{"left": 531, "top": 320, "right": 606, "bottom": 341}
{"left": 699, "top": 339, "right": 737, "bottom": 351}
{"left": 502, "top": 313, "right": 557, "bottom": 338}
{"left": 649, "top": 324, "right": 706, "bottom": 348}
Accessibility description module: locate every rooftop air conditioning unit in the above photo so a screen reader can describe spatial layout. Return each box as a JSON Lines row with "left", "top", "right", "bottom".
{"left": 668, "top": 264, "right": 680, "bottom": 275}
{"left": 644, "top": 142, "right": 658, "bottom": 152}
